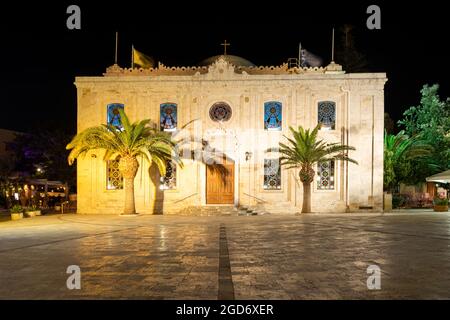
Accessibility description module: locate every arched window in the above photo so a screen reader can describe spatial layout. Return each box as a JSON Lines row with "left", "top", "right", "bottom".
{"left": 160, "top": 103, "right": 178, "bottom": 131}
{"left": 106, "top": 157, "right": 123, "bottom": 190}
{"left": 209, "top": 102, "right": 232, "bottom": 122}
{"left": 107, "top": 103, "right": 125, "bottom": 129}
{"left": 264, "top": 101, "right": 282, "bottom": 131}
{"left": 264, "top": 158, "right": 281, "bottom": 190}
{"left": 318, "top": 101, "right": 336, "bottom": 130}
{"left": 264, "top": 148, "right": 281, "bottom": 190}
{"left": 160, "top": 160, "right": 177, "bottom": 190}
{"left": 317, "top": 160, "right": 335, "bottom": 190}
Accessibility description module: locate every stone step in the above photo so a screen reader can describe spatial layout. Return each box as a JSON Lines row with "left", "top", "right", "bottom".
{"left": 169, "top": 203, "right": 299, "bottom": 216}
{"left": 258, "top": 203, "right": 300, "bottom": 215}
{"left": 173, "top": 206, "right": 239, "bottom": 216}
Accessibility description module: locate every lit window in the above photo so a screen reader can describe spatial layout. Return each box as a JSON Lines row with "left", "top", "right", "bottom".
{"left": 264, "top": 101, "right": 282, "bottom": 131}
{"left": 160, "top": 160, "right": 177, "bottom": 190}
{"left": 264, "top": 158, "right": 281, "bottom": 190}
{"left": 318, "top": 101, "right": 336, "bottom": 130}
{"left": 317, "top": 160, "right": 335, "bottom": 190}
{"left": 107, "top": 159, "right": 123, "bottom": 190}
{"left": 107, "top": 103, "right": 125, "bottom": 129}
{"left": 160, "top": 103, "right": 178, "bottom": 131}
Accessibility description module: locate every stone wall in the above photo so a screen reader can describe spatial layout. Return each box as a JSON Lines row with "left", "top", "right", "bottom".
{"left": 75, "top": 59, "right": 387, "bottom": 214}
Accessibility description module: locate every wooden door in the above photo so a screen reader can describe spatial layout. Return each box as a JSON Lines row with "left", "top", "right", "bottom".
{"left": 206, "top": 159, "right": 234, "bottom": 204}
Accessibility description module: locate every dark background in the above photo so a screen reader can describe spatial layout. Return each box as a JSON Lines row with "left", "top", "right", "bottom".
{"left": 0, "top": 1, "right": 448, "bottom": 134}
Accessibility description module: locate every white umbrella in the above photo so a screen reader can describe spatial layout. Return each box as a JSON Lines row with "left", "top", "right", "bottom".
{"left": 426, "top": 170, "right": 450, "bottom": 184}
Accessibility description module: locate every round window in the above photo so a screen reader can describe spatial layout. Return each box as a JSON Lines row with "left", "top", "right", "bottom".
{"left": 209, "top": 102, "right": 232, "bottom": 122}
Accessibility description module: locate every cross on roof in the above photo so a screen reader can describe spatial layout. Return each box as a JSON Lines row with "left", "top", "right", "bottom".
{"left": 221, "top": 40, "right": 230, "bottom": 55}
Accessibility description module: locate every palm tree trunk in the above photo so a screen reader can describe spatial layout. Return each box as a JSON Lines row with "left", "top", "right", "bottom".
{"left": 118, "top": 155, "right": 139, "bottom": 215}
{"left": 123, "top": 177, "right": 136, "bottom": 214}
{"left": 302, "top": 182, "right": 312, "bottom": 213}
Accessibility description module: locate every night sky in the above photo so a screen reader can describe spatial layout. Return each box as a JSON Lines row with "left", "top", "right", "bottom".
{"left": 1, "top": 1, "right": 448, "bottom": 134}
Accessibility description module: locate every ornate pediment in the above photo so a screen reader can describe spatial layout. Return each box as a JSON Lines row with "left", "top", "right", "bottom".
{"left": 205, "top": 57, "right": 237, "bottom": 79}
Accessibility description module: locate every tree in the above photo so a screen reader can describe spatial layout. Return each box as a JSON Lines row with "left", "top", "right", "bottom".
{"left": 384, "top": 113, "right": 395, "bottom": 134}
{"left": 277, "top": 124, "right": 357, "bottom": 213}
{"left": 384, "top": 130, "right": 433, "bottom": 192}
{"left": 10, "top": 130, "right": 77, "bottom": 191}
{"left": 0, "top": 158, "right": 15, "bottom": 208}
{"left": 398, "top": 84, "right": 450, "bottom": 182}
{"left": 335, "top": 24, "right": 369, "bottom": 73}
{"left": 66, "top": 110, "right": 180, "bottom": 215}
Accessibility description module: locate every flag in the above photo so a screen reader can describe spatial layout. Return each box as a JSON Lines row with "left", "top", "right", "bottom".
{"left": 299, "top": 48, "right": 323, "bottom": 67}
{"left": 132, "top": 47, "right": 155, "bottom": 68}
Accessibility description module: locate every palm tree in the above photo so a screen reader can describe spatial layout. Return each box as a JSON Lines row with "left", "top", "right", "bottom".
{"left": 66, "top": 109, "right": 180, "bottom": 215}
{"left": 277, "top": 124, "right": 357, "bottom": 213}
{"left": 384, "top": 130, "right": 433, "bottom": 192}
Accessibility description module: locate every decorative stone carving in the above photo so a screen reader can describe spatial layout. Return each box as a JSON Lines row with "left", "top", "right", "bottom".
{"left": 103, "top": 57, "right": 346, "bottom": 77}
{"left": 205, "top": 57, "right": 236, "bottom": 79}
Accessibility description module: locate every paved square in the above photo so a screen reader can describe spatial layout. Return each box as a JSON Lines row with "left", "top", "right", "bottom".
{"left": 1, "top": 211, "right": 450, "bottom": 299}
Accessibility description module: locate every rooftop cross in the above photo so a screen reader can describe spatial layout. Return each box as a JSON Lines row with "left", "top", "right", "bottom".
{"left": 221, "top": 40, "right": 230, "bottom": 55}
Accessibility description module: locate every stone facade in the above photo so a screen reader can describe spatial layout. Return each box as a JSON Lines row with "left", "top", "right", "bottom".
{"left": 74, "top": 57, "right": 387, "bottom": 214}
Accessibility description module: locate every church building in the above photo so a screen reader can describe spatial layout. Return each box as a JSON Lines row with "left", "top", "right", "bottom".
{"left": 74, "top": 49, "right": 387, "bottom": 214}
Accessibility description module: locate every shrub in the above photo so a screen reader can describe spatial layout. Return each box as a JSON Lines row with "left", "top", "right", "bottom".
{"left": 433, "top": 197, "right": 449, "bottom": 206}
{"left": 392, "top": 194, "right": 407, "bottom": 208}
{"left": 25, "top": 204, "right": 39, "bottom": 212}
{"left": 10, "top": 205, "right": 23, "bottom": 214}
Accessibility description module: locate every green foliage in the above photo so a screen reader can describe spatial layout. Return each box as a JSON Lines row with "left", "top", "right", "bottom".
{"left": 433, "top": 197, "right": 449, "bottom": 206}
{"left": 392, "top": 194, "right": 407, "bottom": 208}
{"left": 26, "top": 204, "right": 38, "bottom": 212}
{"left": 278, "top": 124, "right": 358, "bottom": 172}
{"left": 10, "top": 205, "right": 23, "bottom": 214}
{"left": 384, "top": 130, "right": 433, "bottom": 191}
{"left": 66, "top": 109, "right": 181, "bottom": 176}
{"left": 397, "top": 84, "right": 450, "bottom": 182}
{"left": 277, "top": 124, "right": 358, "bottom": 213}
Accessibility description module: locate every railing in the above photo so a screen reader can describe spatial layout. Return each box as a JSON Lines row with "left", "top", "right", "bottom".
{"left": 287, "top": 58, "right": 300, "bottom": 69}
{"left": 242, "top": 193, "right": 267, "bottom": 204}
{"left": 174, "top": 193, "right": 198, "bottom": 204}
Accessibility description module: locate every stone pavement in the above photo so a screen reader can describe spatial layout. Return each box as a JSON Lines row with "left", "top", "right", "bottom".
{"left": 1, "top": 211, "right": 450, "bottom": 299}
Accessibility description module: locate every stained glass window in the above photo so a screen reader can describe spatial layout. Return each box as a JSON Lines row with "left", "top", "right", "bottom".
{"left": 317, "top": 160, "right": 335, "bottom": 190}
{"left": 160, "top": 103, "right": 178, "bottom": 131}
{"left": 264, "top": 158, "right": 281, "bottom": 190}
{"left": 209, "top": 102, "right": 232, "bottom": 122}
{"left": 160, "top": 160, "right": 176, "bottom": 190}
{"left": 107, "top": 159, "right": 123, "bottom": 190}
{"left": 318, "top": 101, "right": 336, "bottom": 130}
{"left": 264, "top": 101, "right": 282, "bottom": 131}
{"left": 107, "top": 103, "right": 125, "bottom": 129}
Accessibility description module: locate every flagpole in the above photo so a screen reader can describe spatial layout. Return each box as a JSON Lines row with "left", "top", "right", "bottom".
{"left": 298, "top": 42, "right": 302, "bottom": 67}
{"left": 115, "top": 31, "right": 118, "bottom": 65}
{"left": 331, "top": 28, "right": 335, "bottom": 62}
{"left": 131, "top": 44, "right": 134, "bottom": 69}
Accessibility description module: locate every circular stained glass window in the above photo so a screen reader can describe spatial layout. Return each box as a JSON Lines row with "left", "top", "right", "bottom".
{"left": 209, "top": 102, "right": 232, "bottom": 122}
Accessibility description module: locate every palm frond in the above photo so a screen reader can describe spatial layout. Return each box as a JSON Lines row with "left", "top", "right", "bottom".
{"left": 278, "top": 124, "right": 358, "bottom": 171}
{"left": 66, "top": 110, "right": 182, "bottom": 170}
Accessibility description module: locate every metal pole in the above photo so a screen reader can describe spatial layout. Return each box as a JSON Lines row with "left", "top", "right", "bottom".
{"left": 115, "top": 31, "right": 118, "bottom": 64}
{"left": 331, "top": 28, "right": 335, "bottom": 62}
